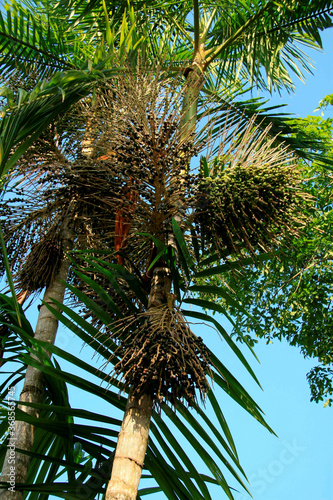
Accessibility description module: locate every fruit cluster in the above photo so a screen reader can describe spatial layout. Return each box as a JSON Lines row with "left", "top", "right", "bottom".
{"left": 190, "top": 161, "right": 309, "bottom": 256}
{"left": 111, "top": 306, "right": 211, "bottom": 407}
{"left": 18, "top": 230, "right": 64, "bottom": 291}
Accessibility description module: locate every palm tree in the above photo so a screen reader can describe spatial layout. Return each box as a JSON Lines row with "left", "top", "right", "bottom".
{"left": 0, "top": 100, "right": 122, "bottom": 495}
{"left": 0, "top": 1, "right": 332, "bottom": 498}
{"left": 1, "top": 79, "right": 181, "bottom": 495}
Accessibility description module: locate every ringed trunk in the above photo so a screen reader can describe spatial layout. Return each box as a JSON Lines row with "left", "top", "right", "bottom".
{"left": 181, "top": 43, "right": 205, "bottom": 142}
{"left": 105, "top": 392, "right": 153, "bottom": 500}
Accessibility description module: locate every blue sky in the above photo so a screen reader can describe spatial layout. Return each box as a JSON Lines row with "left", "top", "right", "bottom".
{"left": 216, "top": 26, "right": 333, "bottom": 500}
{"left": 2, "top": 24, "right": 333, "bottom": 500}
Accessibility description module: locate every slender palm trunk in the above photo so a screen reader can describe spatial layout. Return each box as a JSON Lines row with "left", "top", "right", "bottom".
{"left": 106, "top": 265, "right": 172, "bottom": 499}
{"left": 0, "top": 224, "right": 73, "bottom": 500}
{"left": 105, "top": 392, "right": 153, "bottom": 500}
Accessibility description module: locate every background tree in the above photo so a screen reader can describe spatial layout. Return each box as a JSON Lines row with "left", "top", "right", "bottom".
{"left": 205, "top": 96, "right": 333, "bottom": 407}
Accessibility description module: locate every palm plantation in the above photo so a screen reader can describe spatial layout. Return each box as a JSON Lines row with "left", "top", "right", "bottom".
{"left": 0, "top": 1, "right": 332, "bottom": 499}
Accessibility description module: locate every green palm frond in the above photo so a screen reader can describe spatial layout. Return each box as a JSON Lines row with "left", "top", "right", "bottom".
{"left": 0, "top": 290, "right": 258, "bottom": 499}
{"left": 0, "top": 66, "right": 122, "bottom": 179}
{"left": 0, "top": 224, "right": 21, "bottom": 325}
{"left": 197, "top": 86, "right": 333, "bottom": 166}
{"left": 0, "top": 1, "right": 77, "bottom": 83}
{"left": 0, "top": 292, "right": 34, "bottom": 371}
{"left": 0, "top": 0, "right": 171, "bottom": 87}
{"left": 39, "top": 0, "right": 333, "bottom": 94}
{"left": 206, "top": 0, "right": 333, "bottom": 91}
{"left": 141, "top": 0, "right": 333, "bottom": 92}
{"left": 46, "top": 241, "right": 273, "bottom": 487}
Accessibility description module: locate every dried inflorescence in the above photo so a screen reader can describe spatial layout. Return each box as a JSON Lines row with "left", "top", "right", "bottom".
{"left": 17, "top": 229, "right": 64, "bottom": 292}
{"left": 108, "top": 305, "right": 212, "bottom": 406}
{"left": 77, "top": 72, "right": 198, "bottom": 241}
{"left": 1, "top": 158, "right": 119, "bottom": 292}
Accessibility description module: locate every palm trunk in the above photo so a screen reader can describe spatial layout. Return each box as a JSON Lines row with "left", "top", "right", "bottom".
{"left": 181, "top": 43, "right": 205, "bottom": 142}
{"left": 105, "top": 392, "right": 153, "bottom": 500}
{"left": 0, "top": 224, "right": 73, "bottom": 500}
{"left": 105, "top": 55, "right": 205, "bottom": 498}
{"left": 105, "top": 265, "right": 172, "bottom": 499}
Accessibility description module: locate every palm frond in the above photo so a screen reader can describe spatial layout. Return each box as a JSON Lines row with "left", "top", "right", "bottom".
{"left": 0, "top": 292, "right": 256, "bottom": 499}
{"left": 203, "top": 0, "right": 333, "bottom": 92}
{"left": 0, "top": 1, "right": 77, "bottom": 83}
{"left": 197, "top": 87, "right": 333, "bottom": 166}
{"left": 0, "top": 66, "right": 121, "bottom": 179}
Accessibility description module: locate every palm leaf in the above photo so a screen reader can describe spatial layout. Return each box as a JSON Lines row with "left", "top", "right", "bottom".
{"left": 0, "top": 320, "right": 244, "bottom": 499}
{"left": 0, "top": 65, "right": 121, "bottom": 179}
{"left": 197, "top": 89, "right": 333, "bottom": 166}
{"left": 0, "top": 2, "right": 74, "bottom": 82}
{"left": 0, "top": 292, "right": 245, "bottom": 498}
{"left": 40, "top": 251, "right": 273, "bottom": 497}
{"left": 0, "top": 224, "right": 21, "bottom": 325}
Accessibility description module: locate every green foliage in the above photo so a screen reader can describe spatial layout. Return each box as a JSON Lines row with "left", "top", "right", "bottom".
{"left": 316, "top": 93, "right": 333, "bottom": 113}
{"left": 198, "top": 103, "right": 333, "bottom": 406}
